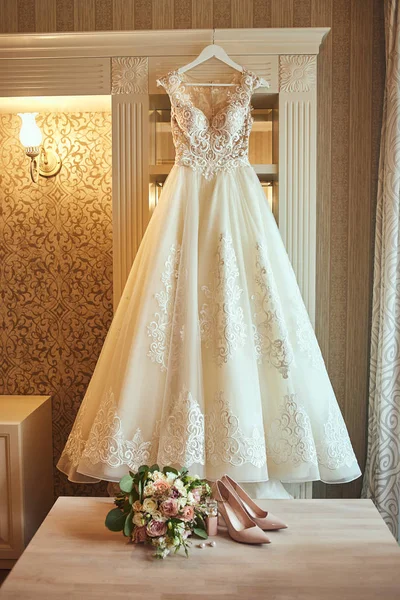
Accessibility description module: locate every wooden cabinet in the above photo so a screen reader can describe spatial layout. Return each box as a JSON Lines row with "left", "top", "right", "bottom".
{"left": 0, "top": 395, "right": 54, "bottom": 568}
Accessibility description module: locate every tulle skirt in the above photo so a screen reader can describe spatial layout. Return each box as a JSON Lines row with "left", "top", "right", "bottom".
{"left": 57, "top": 165, "right": 361, "bottom": 485}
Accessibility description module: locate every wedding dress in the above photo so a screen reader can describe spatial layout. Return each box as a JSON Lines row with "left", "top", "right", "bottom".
{"left": 57, "top": 68, "right": 361, "bottom": 487}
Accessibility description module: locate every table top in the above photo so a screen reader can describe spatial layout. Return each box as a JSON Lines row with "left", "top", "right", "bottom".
{"left": 0, "top": 395, "right": 51, "bottom": 424}
{"left": 1, "top": 497, "right": 400, "bottom": 600}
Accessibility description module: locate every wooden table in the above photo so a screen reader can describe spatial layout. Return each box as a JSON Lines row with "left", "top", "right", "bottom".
{"left": 1, "top": 497, "right": 400, "bottom": 599}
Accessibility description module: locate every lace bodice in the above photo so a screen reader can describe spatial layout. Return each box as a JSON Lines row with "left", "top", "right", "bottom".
{"left": 157, "top": 69, "right": 263, "bottom": 180}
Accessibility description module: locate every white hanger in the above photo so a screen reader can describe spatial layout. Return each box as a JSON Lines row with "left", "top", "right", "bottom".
{"left": 177, "top": 43, "right": 269, "bottom": 88}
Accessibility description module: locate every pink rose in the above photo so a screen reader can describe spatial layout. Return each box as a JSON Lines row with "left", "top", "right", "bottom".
{"left": 191, "top": 487, "right": 202, "bottom": 503}
{"left": 146, "top": 519, "right": 167, "bottom": 538}
{"left": 154, "top": 480, "right": 170, "bottom": 496}
{"left": 160, "top": 498, "right": 179, "bottom": 517}
{"left": 181, "top": 505, "right": 195, "bottom": 522}
{"left": 133, "top": 526, "right": 147, "bottom": 544}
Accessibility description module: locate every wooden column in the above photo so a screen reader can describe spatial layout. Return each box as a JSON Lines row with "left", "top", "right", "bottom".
{"left": 111, "top": 57, "right": 150, "bottom": 309}
{"left": 278, "top": 54, "right": 317, "bottom": 324}
{"left": 278, "top": 54, "right": 318, "bottom": 499}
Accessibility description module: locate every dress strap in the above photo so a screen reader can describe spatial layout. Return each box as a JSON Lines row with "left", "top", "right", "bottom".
{"left": 156, "top": 70, "right": 182, "bottom": 95}
{"left": 241, "top": 68, "right": 265, "bottom": 92}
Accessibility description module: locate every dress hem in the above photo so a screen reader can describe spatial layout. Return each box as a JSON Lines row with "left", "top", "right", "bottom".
{"left": 58, "top": 464, "right": 362, "bottom": 486}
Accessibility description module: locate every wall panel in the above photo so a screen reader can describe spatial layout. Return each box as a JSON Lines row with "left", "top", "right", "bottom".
{"left": 35, "top": 0, "right": 56, "bottom": 32}
{"left": 344, "top": 0, "right": 374, "bottom": 499}
{"left": 174, "top": 0, "right": 192, "bottom": 28}
{"left": 56, "top": 0, "right": 74, "bottom": 31}
{"left": 113, "top": 0, "right": 135, "bottom": 30}
{"left": 0, "top": 1, "right": 385, "bottom": 500}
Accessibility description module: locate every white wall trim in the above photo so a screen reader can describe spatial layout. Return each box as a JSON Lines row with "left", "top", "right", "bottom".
{"left": 0, "top": 28, "right": 329, "bottom": 60}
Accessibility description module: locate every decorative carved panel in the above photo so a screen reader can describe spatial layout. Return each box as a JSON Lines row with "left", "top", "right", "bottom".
{"left": 279, "top": 55, "right": 317, "bottom": 93}
{"left": 111, "top": 57, "right": 149, "bottom": 95}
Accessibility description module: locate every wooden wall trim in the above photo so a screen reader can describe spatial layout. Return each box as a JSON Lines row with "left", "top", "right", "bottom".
{"left": 0, "top": 27, "right": 329, "bottom": 59}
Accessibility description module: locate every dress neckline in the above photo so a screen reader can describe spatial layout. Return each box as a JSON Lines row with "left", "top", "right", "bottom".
{"left": 170, "top": 68, "right": 250, "bottom": 128}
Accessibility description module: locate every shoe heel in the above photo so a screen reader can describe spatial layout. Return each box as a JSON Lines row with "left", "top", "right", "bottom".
{"left": 217, "top": 511, "right": 227, "bottom": 528}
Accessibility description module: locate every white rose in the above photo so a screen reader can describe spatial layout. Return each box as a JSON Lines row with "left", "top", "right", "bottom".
{"left": 142, "top": 498, "right": 158, "bottom": 514}
{"left": 132, "top": 500, "right": 142, "bottom": 512}
{"left": 177, "top": 496, "right": 187, "bottom": 508}
{"left": 133, "top": 512, "right": 144, "bottom": 526}
{"left": 176, "top": 522, "right": 185, "bottom": 534}
{"left": 143, "top": 483, "right": 156, "bottom": 497}
{"left": 152, "top": 471, "right": 167, "bottom": 481}
{"left": 187, "top": 492, "right": 195, "bottom": 506}
{"left": 174, "top": 479, "right": 187, "bottom": 495}
{"left": 166, "top": 472, "right": 178, "bottom": 484}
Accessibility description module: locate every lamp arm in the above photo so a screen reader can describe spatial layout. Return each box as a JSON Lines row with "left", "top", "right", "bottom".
{"left": 30, "top": 154, "right": 40, "bottom": 183}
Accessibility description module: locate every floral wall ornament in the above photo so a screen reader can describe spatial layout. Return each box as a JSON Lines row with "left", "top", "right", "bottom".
{"left": 279, "top": 55, "right": 317, "bottom": 93}
{"left": 111, "top": 57, "right": 149, "bottom": 94}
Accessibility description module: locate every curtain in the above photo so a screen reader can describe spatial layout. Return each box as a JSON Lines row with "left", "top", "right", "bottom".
{"left": 362, "top": 0, "right": 400, "bottom": 540}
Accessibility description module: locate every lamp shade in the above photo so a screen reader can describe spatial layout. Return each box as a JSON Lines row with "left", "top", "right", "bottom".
{"left": 18, "top": 113, "right": 43, "bottom": 148}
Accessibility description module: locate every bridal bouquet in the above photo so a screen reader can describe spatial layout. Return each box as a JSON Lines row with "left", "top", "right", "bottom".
{"left": 105, "top": 464, "right": 212, "bottom": 559}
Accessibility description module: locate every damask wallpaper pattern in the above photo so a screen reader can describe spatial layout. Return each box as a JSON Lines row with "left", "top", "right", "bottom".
{"left": 0, "top": 111, "right": 112, "bottom": 496}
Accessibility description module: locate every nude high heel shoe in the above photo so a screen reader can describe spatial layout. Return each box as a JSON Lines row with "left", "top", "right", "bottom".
{"left": 214, "top": 480, "right": 271, "bottom": 545}
{"left": 221, "top": 475, "right": 288, "bottom": 531}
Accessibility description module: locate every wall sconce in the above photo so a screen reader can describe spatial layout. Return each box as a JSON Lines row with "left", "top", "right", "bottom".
{"left": 18, "top": 113, "right": 62, "bottom": 183}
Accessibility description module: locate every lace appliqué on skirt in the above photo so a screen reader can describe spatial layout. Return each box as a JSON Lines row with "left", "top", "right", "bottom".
{"left": 316, "top": 402, "right": 358, "bottom": 470}
{"left": 61, "top": 401, "right": 87, "bottom": 467}
{"left": 200, "top": 234, "right": 247, "bottom": 365}
{"left": 147, "top": 244, "right": 182, "bottom": 371}
{"left": 206, "top": 392, "right": 267, "bottom": 469}
{"left": 267, "top": 393, "right": 358, "bottom": 472}
{"left": 81, "top": 388, "right": 152, "bottom": 471}
{"left": 266, "top": 393, "right": 318, "bottom": 466}
{"left": 157, "top": 389, "right": 205, "bottom": 467}
{"left": 252, "top": 243, "right": 293, "bottom": 378}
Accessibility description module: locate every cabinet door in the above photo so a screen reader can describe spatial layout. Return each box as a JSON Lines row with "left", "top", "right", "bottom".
{"left": 0, "top": 426, "right": 24, "bottom": 561}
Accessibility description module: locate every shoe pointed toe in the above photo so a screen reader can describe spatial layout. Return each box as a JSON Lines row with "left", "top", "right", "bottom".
{"left": 233, "top": 525, "right": 271, "bottom": 545}
{"left": 256, "top": 513, "right": 288, "bottom": 531}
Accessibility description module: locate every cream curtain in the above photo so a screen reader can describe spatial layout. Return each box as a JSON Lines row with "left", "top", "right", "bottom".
{"left": 362, "top": 0, "right": 400, "bottom": 540}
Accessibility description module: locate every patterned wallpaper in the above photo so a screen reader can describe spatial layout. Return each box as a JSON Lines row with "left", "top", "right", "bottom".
{"left": 0, "top": 112, "right": 112, "bottom": 496}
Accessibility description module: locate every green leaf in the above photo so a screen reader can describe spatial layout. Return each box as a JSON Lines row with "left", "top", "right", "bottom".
{"left": 195, "top": 513, "right": 206, "bottom": 529}
{"left": 138, "top": 465, "right": 149, "bottom": 473}
{"left": 119, "top": 474, "right": 134, "bottom": 493}
{"left": 123, "top": 499, "right": 131, "bottom": 514}
{"left": 123, "top": 512, "right": 133, "bottom": 537}
{"left": 149, "top": 464, "right": 160, "bottom": 472}
{"left": 193, "top": 528, "right": 208, "bottom": 539}
{"left": 129, "top": 488, "right": 139, "bottom": 504}
{"left": 105, "top": 508, "right": 126, "bottom": 532}
{"left": 163, "top": 466, "right": 178, "bottom": 476}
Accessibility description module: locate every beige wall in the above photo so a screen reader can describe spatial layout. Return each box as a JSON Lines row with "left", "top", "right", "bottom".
{"left": 0, "top": 0, "right": 385, "bottom": 498}
{"left": 0, "top": 112, "right": 113, "bottom": 497}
